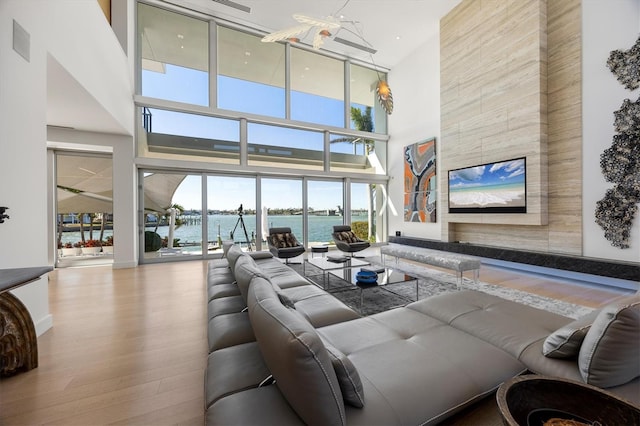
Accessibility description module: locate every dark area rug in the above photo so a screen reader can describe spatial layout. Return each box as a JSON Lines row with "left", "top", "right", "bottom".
{"left": 290, "top": 256, "right": 594, "bottom": 318}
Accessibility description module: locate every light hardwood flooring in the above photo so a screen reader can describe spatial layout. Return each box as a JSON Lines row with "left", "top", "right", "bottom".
{"left": 0, "top": 252, "right": 629, "bottom": 425}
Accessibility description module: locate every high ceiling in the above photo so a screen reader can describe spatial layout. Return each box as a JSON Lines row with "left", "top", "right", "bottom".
{"left": 46, "top": 0, "right": 461, "bottom": 135}
{"left": 165, "top": 0, "right": 461, "bottom": 69}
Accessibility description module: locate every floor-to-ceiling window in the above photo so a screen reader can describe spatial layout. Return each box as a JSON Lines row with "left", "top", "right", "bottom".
{"left": 217, "top": 27, "right": 285, "bottom": 118}
{"left": 138, "top": 3, "right": 209, "bottom": 106}
{"left": 247, "top": 124, "right": 324, "bottom": 170}
{"left": 290, "top": 47, "right": 344, "bottom": 127}
{"left": 307, "top": 180, "right": 344, "bottom": 244}
{"left": 135, "top": 2, "right": 390, "bottom": 263}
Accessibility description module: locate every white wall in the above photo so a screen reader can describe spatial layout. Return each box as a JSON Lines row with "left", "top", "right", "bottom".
{"left": 388, "top": 1, "right": 640, "bottom": 263}
{"left": 387, "top": 34, "right": 442, "bottom": 241}
{"left": 582, "top": 0, "right": 640, "bottom": 263}
{"left": 0, "top": 0, "right": 134, "bottom": 336}
{"left": 0, "top": 1, "right": 51, "bottom": 336}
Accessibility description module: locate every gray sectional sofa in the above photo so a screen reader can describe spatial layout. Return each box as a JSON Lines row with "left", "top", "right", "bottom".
{"left": 205, "top": 244, "right": 640, "bottom": 425}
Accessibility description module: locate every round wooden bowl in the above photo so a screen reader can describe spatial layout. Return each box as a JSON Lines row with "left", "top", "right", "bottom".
{"left": 496, "top": 375, "right": 640, "bottom": 426}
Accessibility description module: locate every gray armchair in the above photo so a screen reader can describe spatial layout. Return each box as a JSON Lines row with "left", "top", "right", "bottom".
{"left": 267, "top": 227, "right": 305, "bottom": 263}
{"left": 332, "top": 225, "right": 370, "bottom": 257}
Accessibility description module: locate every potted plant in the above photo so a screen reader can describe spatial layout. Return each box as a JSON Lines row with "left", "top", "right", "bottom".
{"left": 60, "top": 242, "right": 79, "bottom": 257}
{"left": 102, "top": 236, "right": 113, "bottom": 254}
{"left": 82, "top": 239, "right": 102, "bottom": 255}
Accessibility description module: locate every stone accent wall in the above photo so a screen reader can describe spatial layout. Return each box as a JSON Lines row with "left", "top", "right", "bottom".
{"left": 440, "top": 0, "right": 582, "bottom": 255}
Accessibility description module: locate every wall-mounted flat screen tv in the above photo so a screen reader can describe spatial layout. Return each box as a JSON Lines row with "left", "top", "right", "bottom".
{"left": 448, "top": 157, "right": 527, "bottom": 214}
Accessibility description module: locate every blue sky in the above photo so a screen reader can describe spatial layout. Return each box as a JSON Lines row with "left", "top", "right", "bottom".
{"left": 143, "top": 65, "right": 370, "bottom": 210}
{"left": 449, "top": 159, "right": 526, "bottom": 189}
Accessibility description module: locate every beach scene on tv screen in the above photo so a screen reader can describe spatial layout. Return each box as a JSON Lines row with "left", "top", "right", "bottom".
{"left": 449, "top": 159, "right": 526, "bottom": 209}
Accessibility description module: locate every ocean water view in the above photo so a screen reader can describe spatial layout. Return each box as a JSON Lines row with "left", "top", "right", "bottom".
{"left": 59, "top": 214, "right": 369, "bottom": 250}
{"left": 449, "top": 182, "right": 525, "bottom": 208}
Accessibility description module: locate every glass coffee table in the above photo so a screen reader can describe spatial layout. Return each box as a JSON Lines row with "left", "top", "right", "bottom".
{"left": 304, "top": 256, "right": 370, "bottom": 289}
{"left": 328, "top": 266, "right": 418, "bottom": 313}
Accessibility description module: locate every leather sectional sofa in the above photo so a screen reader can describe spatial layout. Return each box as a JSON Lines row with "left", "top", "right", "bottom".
{"left": 205, "top": 244, "right": 640, "bottom": 425}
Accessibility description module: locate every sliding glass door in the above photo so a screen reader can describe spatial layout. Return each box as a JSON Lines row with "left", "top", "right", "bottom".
{"left": 307, "top": 180, "right": 343, "bottom": 245}
{"left": 138, "top": 171, "right": 386, "bottom": 263}
{"left": 207, "top": 176, "right": 256, "bottom": 252}
{"left": 261, "top": 178, "right": 303, "bottom": 245}
{"left": 141, "top": 172, "right": 202, "bottom": 260}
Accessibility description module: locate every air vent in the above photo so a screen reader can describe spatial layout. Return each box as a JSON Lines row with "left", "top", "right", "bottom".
{"left": 212, "top": 0, "right": 251, "bottom": 13}
{"left": 334, "top": 37, "right": 377, "bottom": 54}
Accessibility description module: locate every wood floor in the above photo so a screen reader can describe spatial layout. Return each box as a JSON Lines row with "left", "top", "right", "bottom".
{"left": 0, "top": 252, "right": 629, "bottom": 425}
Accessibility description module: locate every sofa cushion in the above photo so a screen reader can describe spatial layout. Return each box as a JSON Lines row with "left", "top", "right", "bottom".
{"left": 324, "top": 344, "right": 365, "bottom": 408}
{"left": 578, "top": 294, "right": 640, "bottom": 388}
{"left": 221, "top": 240, "right": 235, "bottom": 257}
{"left": 248, "top": 251, "right": 274, "bottom": 260}
{"left": 227, "top": 244, "right": 245, "bottom": 271}
{"left": 234, "top": 255, "right": 270, "bottom": 302}
{"left": 205, "top": 342, "right": 271, "bottom": 409}
{"left": 208, "top": 311, "right": 255, "bottom": 352}
{"left": 247, "top": 277, "right": 346, "bottom": 426}
{"left": 206, "top": 386, "right": 304, "bottom": 425}
{"left": 543, "top": 309, "right": 600, "bottom": 358}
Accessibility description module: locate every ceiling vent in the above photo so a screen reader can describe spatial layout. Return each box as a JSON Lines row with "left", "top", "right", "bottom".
{"left": 212, "top": 0, "right": 250, "bottom": 13}
{"left": 333, "top": 37, "right": 377, "bottom": 54}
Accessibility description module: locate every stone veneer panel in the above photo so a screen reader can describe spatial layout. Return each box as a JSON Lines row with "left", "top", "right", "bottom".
{"left": 440, "top": 0, "right": 582, "bottom": 255}
{"left": 546, "top": 0, "right": 582, "bottom": 255}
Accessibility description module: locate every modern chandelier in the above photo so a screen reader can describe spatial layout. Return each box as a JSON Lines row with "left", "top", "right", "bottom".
{"left": 260, "top": 1, "right": 394, "bottom": 115}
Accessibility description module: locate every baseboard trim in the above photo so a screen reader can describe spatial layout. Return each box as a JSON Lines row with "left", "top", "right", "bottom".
{"left": 35, "top": 313, "right": 53, "bottom": 337}
{"left": 113, "top": 261, "right": 137, "bottom": 269}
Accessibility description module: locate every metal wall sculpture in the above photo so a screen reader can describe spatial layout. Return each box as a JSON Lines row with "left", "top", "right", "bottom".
{"left": 403, "top": 138, "right": 436, "bottom": 222}
{"left": 595, "top": 36, "right": 640, "bottom": 249}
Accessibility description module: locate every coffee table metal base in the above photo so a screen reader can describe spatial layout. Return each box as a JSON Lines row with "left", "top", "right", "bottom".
{"left": 329, "top": 267, "right": 418, "bottom": 313}
{"left": 304, "top": 257, "right": 370, "bottom": 290}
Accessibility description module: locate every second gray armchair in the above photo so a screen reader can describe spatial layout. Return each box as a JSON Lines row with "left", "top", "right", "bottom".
{"left": 267, "top": 227, "right": 305, "bottom": 263}
{"left": 332, "top": 225, "right": 370, "bottom": 257}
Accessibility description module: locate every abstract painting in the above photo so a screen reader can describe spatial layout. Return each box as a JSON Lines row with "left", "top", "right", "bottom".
{"left": 404, "top": 138, "right": 436, "bottom": 222}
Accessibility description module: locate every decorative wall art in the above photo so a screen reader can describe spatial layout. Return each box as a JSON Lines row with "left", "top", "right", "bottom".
{"left": 403, "top": 138, "right": 436, "bottom": 222}
{"left": 595, "top": 36, "right": 640, "bottom": 249}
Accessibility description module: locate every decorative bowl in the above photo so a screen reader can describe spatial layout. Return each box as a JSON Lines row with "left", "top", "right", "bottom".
{"left": 356, "top": 270, "right": 378, "bottom": 284}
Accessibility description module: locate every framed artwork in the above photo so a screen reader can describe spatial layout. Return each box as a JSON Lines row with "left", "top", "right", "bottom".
{"left": 403, "top": 138, "right": 436, "bottom": 222}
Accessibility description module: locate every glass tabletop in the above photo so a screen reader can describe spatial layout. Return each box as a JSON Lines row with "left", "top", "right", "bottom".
{"left": 305, "top": 256, "right": 370, "bottom": 272}
{"left": 329, "top": 266, "right": 415, "bottom": 287}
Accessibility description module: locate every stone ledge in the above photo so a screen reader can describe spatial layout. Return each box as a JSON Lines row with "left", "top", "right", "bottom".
{"left": 388, "top": 236, "right": 639, "bottom": 284}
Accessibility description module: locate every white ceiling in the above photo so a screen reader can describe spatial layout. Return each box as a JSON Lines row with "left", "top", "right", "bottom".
{"left": 46, "top": 0, "right": 461, "bottom": 135}
{"left": 169, "top": 0, "right": 461, "bottom": 69}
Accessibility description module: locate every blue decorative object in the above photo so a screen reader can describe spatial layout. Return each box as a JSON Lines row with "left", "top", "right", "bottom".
{"left": 356, "top": 270, "right": 378, "bottom": 284}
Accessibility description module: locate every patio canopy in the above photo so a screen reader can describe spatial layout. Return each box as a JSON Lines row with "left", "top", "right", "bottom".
{"left": 56, "top": 154, "right": 186, "bottom": 214}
